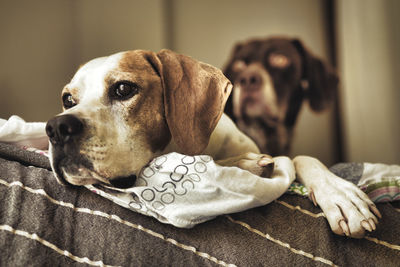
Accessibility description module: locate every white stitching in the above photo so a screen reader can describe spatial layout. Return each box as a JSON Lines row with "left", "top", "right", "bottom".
{"left": 225, "top": 215, "right": 339, "bottom": 267}
{"left": 0, "top": 178, "right": 236, "bottom": 267}
{"left": 0, "top": 224, "right": 119, "bottom": 267}
{"left": 274, "top": 199, "right": 325, "bottom": 218}
{"left": 275, "top": 199, "right": 400, "bottom": 251}
{"left": 364, "top": 236, "right": 400, "bottom": 251}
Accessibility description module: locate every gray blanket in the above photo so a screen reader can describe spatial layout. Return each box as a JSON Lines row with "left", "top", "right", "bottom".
{"left": 0, "top": 142, "right": 399, "bottom": 266}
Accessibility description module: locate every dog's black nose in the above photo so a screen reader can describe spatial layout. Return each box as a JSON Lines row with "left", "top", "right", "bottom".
{"left": 238, "top": 71, "right": 262, "bottom": 92}
{"left": 46, "top": 114, "right": 83, "bottom": 146}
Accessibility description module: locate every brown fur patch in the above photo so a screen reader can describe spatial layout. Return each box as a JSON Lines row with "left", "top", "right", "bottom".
{"left": 118, "top": 51, "right": 171, "bottom": 153}
{"left": 154, "top": 49, "right": 232, "bottom": 155}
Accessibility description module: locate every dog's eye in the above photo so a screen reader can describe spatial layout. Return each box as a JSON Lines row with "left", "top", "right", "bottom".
{"left": 62, "top": 93, "right": 76, "bottom": 109}
{"left": 111, "top": 82, "right": 139, "bottom": 100}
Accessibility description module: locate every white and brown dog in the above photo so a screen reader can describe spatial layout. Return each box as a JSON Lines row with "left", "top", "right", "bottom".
{"left": 46, "top": 49, "right": 380, "bottom": 238}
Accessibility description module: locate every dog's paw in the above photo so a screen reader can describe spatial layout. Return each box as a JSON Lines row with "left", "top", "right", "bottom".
{"left": 217, "top": 152, "right": 275, "bottom": 177}
{"left": 311, "top": 173, "right": 382, "bottom": 238}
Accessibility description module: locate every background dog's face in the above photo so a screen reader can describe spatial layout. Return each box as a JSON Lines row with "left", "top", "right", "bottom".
{"left": 46, "top": 50, "right": 231, "bottom": 186}
{"left": 224, "top": 38, "right": 300, "bottom": 126}
{"left": 223, "top": 37, "right": 338, "bottom": 155}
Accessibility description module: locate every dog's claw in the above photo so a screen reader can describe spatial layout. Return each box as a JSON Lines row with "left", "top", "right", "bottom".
{"left": 370, "top": 205, "right": 382, "bottom": 219}
{"left": 258, "top": 156, "right": 274, "bottom": 178}
{"left": 339, "top": 219, "right": 350, "bottom": 236}
{"left": 361, "top": 220, "right": 372, "bottom": 232}
{"left": 368, "top": 218, "right": 376, "bottom": 230}
{"left": 257, "top": 156, "right": 274, "bottom": 166}
{"left": 309, "top": 190, "right": 317, "bottom": 206}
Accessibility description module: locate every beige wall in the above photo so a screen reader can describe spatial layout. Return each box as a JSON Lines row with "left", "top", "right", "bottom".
{"left": 5, "top": 0, "right": 396, "bottom": 165}
{"left": 0, "top": 0, "right": 77, "bottom": 122}
{"left": 337, "top": 0, "right": 400, "bottom": 164}
{"left": 0, "top": 0, "right": 166, "bottom": 122}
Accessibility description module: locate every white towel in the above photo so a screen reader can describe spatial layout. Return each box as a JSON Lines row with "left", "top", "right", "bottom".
{"left": 86, "top": 153, "right": 295, "bottom": 228}
{"left": 0, "top": 116, "right": 48, "bottom": 149}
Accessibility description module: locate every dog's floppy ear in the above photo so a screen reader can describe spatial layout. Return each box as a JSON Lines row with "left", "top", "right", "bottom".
{"left": 292, "top": 39, "right": 338, "bottom": 111}
{"left": 147, "top": 49, "right": 232, "bottom": 155}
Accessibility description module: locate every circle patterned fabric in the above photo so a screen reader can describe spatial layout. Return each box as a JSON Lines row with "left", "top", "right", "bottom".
{"left": 86, "top": 153, "right": 295, "bottom": 228}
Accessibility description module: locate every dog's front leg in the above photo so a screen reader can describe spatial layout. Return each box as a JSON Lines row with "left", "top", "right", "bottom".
{"left": 293, "top": 156, "right": 382, "bottom": 238}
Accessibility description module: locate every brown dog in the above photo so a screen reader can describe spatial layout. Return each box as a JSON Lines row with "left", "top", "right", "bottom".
{"left": 46, "top": 49, "right": 380, "bottom": 238}
{"left": 223, "top": 37, "right": 338, "bottom": 155}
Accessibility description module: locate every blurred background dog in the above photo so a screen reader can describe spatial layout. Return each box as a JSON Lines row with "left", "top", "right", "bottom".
{"left": 223, "top": 37, "right": 338, "bottom": 156}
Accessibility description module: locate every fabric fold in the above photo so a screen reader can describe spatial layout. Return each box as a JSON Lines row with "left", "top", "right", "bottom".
{"left": 86, "top": 153, "right": 295, "bottom": 228}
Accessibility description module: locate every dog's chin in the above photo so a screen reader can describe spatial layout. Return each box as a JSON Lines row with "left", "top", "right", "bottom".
{"left": 59, "top": 166, "right": 137, "bottom": 188}
{"left": 51, "top": 160, "right": 111, "bottom": 186}
{"left": 51, "top": 157, "right": 137, "bottom": 187}
{"left": 48, "top": 146, "right": 110, "bottom": 186}
{"left": 245, "top": 104, "right": 264, "bottom": 117}
{"left": 48, "top": 145, "right": 137, "bottom": 187}
{"left": 60, "top": 166, "right": 110, "bottom": 186}
{"left": 243, "top": 103, "right": 279, "bottom": 127}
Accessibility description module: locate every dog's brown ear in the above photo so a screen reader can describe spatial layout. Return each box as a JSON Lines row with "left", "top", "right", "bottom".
{"left": 148, "top": 49, "right": 232, "bottom": 155}
{"left": 292, "top": 39, "right": 338, "bottom": 111}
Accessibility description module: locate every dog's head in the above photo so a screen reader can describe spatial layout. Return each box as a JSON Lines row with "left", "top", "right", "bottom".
{"left": 223, "top": 37, "right": 338, "bottom": 128}
{"left": 46, "top": 50, "right": 232, "bottom": 186}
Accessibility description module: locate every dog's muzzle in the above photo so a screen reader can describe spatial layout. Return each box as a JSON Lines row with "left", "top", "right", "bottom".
{"left": 46, "top": 114, "right": 88, "bottom": 185}
{"left": 46, "top": 114, "right": 83, "bottom": 146}
{"left": 45, "top": 114, "right": 138, "bottom": 187}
